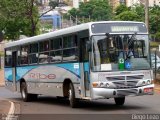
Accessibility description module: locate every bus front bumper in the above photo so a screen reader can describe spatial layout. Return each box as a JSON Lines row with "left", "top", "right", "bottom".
{"left": 92, "top": 84, "right": 154, "bottom": 99}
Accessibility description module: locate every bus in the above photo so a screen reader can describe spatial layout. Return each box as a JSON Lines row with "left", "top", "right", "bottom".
{"left": 4, "top": 21, "right": 154, "bottom": 108}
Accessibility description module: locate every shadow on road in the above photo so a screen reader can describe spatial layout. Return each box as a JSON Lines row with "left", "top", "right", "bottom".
{"left": 13, "top": 96, "right": 146, "bottom": 111}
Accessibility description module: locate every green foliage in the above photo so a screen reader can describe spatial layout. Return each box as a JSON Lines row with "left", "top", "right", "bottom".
{"left": 149, "top": 5, "right": 160, "bottom": 35}
{"left": 114, "top": 4, "right": 160, "bottom": 38}
{"left": 49, "top": 0, "right": 59, "bottom": 9}
{"left": 150, "top": 42, "right": 160, "bottom": 48}
{"left": 66, "top": 0, "right": 112, "bottom": 23}
{"left": 0, "top": 51, "right": 4, "bottom": 56}
{"left": 115, "top": 4, "right": 129, "bottom": 15}
{"left": 114, "top": 4, "right": 143, "bottom": 21}
{"left": 0, "top": 0, "right": 40, "bottom": 40}
{"left": 114, "top": 11, "right": 141, "bottom": 21}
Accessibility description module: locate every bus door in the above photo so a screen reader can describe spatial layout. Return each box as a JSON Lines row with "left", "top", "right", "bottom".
{"left": 80, "top": 37, "right": 90, "bottom": 97}
{"left": 12, "top": 51, "right": 17, "bottom": 91}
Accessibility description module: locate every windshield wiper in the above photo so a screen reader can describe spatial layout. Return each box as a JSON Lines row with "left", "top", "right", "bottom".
{"left": 128, "top": 32, "right": 137, "bottom": 47}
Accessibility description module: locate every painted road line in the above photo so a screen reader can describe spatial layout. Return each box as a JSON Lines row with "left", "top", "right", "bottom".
{"left": 5, "top": 101, "right": 15, "bottom": 120}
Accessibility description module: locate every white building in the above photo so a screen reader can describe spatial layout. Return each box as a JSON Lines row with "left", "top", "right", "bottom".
{"left": 126, "top": 0, "right": 160, "bottom": 7}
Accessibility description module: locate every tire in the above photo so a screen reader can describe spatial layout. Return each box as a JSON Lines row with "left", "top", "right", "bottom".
{"left": 68, "top": 83, "right": 77, "bottom": 108}
{"left": 114, "top": 97, "right": 125, "bottom": 105}
{"left": 20, "top": 82, "right": 37, "bottom": 102}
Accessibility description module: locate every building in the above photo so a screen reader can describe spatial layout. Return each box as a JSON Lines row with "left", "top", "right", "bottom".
{"left": 108, "top": 0, "right": 127, "bottom": 10}
{"left": 63, "top": 0, "right": 89, "bottom": 8}
{"left": 40, "top": 10, "right": 61, "bottom": 32}
{"left": 126, "top": 0, "right": 160, "bottom": 7}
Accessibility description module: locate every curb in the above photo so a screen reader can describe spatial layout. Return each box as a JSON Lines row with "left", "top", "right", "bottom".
{"left": 5, "top": 101, "right": 15, "bottom": 120}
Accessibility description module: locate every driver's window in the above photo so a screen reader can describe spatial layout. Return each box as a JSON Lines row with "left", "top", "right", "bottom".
{"left": 133, "top": 41, "right": 145, "bottom": 58}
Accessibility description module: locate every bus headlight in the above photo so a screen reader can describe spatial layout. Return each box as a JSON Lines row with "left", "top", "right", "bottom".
{"left": 100, "top": 82, "right": 104, "bottom": 87}
{"left": 147, "top": 80, "right": 151, "bottom": 85}
{"left": 106, "top": 83, "right": 110, "bottom": 87}
{"left": 142, "top": 81, "right": 146, "bottom": 85}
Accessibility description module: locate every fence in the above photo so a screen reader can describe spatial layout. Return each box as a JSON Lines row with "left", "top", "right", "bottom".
{"left": 151, "top": 50, "right": 160, "bottom": 82}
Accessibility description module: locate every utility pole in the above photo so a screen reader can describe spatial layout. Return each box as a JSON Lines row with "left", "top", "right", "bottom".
{"left": 145, "top": 0, "right": 149, "bottom": 32}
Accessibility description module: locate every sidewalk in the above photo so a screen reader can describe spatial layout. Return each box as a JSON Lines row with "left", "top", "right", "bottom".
{"left": 0, "top": 100, "right": 11, "bottom": 114}
{"left": 154, "top": 84, "right": 160, "bottom": 92}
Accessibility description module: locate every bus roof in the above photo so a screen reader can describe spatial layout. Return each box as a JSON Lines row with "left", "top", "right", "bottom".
{"left": 5, "top": 21, "right": 145, "bottom": 48}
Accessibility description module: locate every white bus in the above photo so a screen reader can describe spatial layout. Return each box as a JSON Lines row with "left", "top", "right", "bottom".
{"left": 4, "top": 21, "right": 154, "bottom": 108}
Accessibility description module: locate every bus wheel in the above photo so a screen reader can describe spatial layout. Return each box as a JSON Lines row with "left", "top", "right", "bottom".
{"left": 21, "top": 82, "right": 37, "bottom": 102}
{"left": 114, "top": 97, "right": 125, "bottom": 105}
{"left": 68, "top": 83, "right": 77, "bottom": 108}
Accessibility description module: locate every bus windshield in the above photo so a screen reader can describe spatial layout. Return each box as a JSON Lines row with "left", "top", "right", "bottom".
{"left": 91, "top": 34, "right": 150, "bottom": 71}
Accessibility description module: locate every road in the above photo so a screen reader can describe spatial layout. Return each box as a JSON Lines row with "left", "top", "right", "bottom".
{"left": 0, "top": 87, "right": 160, "bottom": 120}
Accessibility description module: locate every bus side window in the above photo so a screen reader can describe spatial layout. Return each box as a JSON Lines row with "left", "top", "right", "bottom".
{"left": 29, "top": 43, "right": 38, "bottom": 64}
{"left": 63, "top": 35, "right": 78, "bottom": 62}
{"left": 21, "top": 45, "right": 29, "bottom": 65}
{"left": 5, "top": 49, "right": 12, "bottom": 67}
{"left": 39, "top": 40, "right": 50, "bottom": 63}
{"left": 50, "top": 38, "right": 62, "bottom": 63}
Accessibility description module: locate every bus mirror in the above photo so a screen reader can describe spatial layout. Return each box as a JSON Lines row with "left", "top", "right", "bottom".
{"left": 86, "top": 41, "right": 91, "bottom": 52}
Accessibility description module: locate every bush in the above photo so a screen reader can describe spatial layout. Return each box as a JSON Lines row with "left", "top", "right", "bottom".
{"left": 150, "top": 42, "right": 160, "bottom": 48}
{"left": 0, "top": 51, "right": 4, "bottom": 56}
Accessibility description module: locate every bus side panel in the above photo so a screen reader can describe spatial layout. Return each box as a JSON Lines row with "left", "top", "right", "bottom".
{"left": 15, "top": 63, "right": 81, "bottom": 98}
{"left": 5, "top": 67, "right": 14, "bottom": 91}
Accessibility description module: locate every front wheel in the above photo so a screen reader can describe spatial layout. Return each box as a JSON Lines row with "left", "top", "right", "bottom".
{"left": 21, "top": 82, "right": 37, "bottom": 102}
{"left": 68, "top": 83, "right": 77, "bottom": 108}
{"left": 114, "top": 97, "right": 125, "bottom": 105}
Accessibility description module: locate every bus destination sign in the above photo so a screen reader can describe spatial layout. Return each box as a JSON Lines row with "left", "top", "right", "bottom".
{"left": 111, "top": 26, "right": 139, "bottom": 32}
{"left": 91, "top": 23, "right": 147, "bottom": 33}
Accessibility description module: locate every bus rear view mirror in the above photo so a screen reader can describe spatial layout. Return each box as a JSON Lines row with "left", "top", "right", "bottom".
{"left": 86, "top": 41, "right": 91, "bottom": 52}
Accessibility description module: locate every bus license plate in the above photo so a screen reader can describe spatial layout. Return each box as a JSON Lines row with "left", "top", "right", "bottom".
{"left": 144, "top": 88, "right": 153, "bottom": 93}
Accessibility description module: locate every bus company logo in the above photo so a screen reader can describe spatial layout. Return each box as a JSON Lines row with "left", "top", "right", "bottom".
{"left": 29, "top": 73, "right": 56, "bottom": 80}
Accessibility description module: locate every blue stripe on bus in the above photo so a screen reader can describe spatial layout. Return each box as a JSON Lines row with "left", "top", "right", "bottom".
{"left": 4, "top": 62, "right": 90, "bottom": 81}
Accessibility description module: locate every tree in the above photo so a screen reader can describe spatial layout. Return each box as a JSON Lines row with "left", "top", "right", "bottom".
{"left": 49, "top": 0, "right": 59, "bottom": 9}
{"left": 148, "top": 5, "right": 160, "bottom": 41}
{"left": 0, "top": 0, "right": 39, "bottom": 40}
{"left": 114, "top": 11, "right": 141, "bottom": 21}
{"left": 115, "top": 4, "right": 129, "bottom": 16}
{"left": 114, "top": 4, "right": 144, "bottom": 21}
{"left": 66, "top": 0, "right": 112, "bottom": 23}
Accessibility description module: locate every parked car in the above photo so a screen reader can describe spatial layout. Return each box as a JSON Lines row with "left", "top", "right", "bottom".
{"left": 151, "top": 53, "right": 160, "bottom": 71}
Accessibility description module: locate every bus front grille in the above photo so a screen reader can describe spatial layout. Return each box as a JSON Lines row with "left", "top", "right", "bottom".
{"left": 113, "top": 81, "right": 138, "bottom": 89}
{"left": 117, "top": 89, "right": 138, "bottom": 96}
{"left": 106, "top": 75, "right": 144, "bottom": 81}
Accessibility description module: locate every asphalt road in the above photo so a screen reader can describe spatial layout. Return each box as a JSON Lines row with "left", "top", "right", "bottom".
{"left": 0, "top": 87, "right": 160, "bottom": 120}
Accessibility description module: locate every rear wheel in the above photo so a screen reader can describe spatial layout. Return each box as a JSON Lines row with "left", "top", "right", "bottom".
{"left": 21, "top": 82, "right": 37, "bottom": 102}
{"left": 114, "top": 97, "right": 125, "bottom": 105}
{"left": 68, "top": 83, "right": 77, "bottom": 108}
